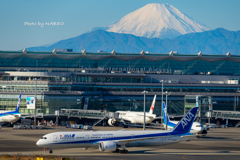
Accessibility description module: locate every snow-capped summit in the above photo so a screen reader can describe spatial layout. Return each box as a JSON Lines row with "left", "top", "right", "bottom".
{"left": 106, "top": 3, "right": 210, "bottom": 39}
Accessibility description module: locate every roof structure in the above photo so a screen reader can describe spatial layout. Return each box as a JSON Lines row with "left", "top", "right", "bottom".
{"left": 0, "top": 50, "right": 239, "bottom": 63}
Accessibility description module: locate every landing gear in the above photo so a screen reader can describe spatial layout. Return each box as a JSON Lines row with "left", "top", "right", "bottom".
{"left": 44, "top": 148, "right": 53, "bottom": 154}
{"left": 117, "top": 145, "right": 129, "bottom": 154}
{"left": 119, "top": 149, "right": 128, "bottom": 153}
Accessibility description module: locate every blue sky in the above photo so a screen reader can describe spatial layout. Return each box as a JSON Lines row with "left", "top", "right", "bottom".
{"left": 0, "top": 0, "right": 239, "bottom": 50}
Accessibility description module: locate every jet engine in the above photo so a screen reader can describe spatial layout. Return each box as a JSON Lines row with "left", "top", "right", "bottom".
{"left": 99, "top": 141, "right": 117, "bottom": 152}
{"left": 108, "top": 118, "right": 117, "bottom": 126}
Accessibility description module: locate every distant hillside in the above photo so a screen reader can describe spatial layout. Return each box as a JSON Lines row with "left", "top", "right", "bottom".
{"left": 27, "top": 28, "right": 240, "bottom": 55}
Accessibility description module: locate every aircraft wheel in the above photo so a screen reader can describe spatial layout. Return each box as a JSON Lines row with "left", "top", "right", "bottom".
{"left": 49, "top": 150, "right": 53, "bottom": 154}
{"left": 124, "top": 150, "right": 128, "bottom": 153}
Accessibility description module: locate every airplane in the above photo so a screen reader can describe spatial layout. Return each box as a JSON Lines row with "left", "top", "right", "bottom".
{"left": 162, "top": 101, "right": 207, "bottom": 136}
{"left": 0, "top": 93, "right": 22, "bottom": 124}
{"left": 108, "top": 95, "right": 157, "bottom": 126}
{"left": 36, "top": 107, "right": 199, "bottom": 154}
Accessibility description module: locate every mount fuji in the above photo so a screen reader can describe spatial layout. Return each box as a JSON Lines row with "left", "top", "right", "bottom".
{"left": 92, "top": 3, "right": 210, "bottom": 39}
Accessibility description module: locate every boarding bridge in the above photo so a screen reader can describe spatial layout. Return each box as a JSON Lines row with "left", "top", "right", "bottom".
{"left": 60, "top": 109, "right": 119, "bottom": 126}
{"left": 210, "top": 110, "right": 240, "bottom": 120}
{"left": 60, "top": 109, "right": 118, "bottom": 119}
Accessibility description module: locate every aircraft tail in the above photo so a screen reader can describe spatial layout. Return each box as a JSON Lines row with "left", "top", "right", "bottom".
{"left": 173, "top": 107, "right": 198, "bottom": 133}
{"left": 162, "top": 101, "right": 170, "bottom": 125}
{"left": 149, "top": 95, "right": 156, "bottom": 114}
{"left": 15, "top": 93, "right": 21, "bottom": 112}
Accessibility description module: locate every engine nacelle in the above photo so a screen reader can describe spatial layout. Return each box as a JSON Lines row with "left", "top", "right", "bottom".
{"left": 108, "top": 118, "right": 116, "bottom": 126}
{"left": 99, "top": 141, "right": 117, "bottom": 152}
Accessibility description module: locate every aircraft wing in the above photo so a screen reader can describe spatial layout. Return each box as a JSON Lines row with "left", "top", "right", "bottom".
{"left": 180, "top": 133, "right": 196, "bottom": 138}
{"left": 154, "top": 116, "right": 163, "bottom": 119}
{"left": 114, "top": 135, "right": 168, "bottom": 146}
{"left": 5, "top": 114, "right": 20, "bottom": 118}
{"left": 115, "top": 118, "right": 131, "bottom": 124}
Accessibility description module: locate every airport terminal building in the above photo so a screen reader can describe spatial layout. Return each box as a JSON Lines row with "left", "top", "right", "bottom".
{"left": 0, "top": 49, "right": 240, "bottom": 121}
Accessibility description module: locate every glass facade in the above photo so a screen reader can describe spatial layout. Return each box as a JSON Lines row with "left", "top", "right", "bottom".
{"left": 0, "top": 52, "right": 240, "bottom": 116}
{"left": 1, "top": 56, "right": 240, "bottom": 75}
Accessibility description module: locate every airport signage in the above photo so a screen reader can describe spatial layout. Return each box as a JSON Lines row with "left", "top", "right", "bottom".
{"left": 80, "top": 66, "right": 172, "bottom": 73}
{"left": 26, "top": 96, "right": 35, "bottom": 109}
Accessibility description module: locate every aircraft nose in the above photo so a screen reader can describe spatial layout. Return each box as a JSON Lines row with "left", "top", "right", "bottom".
{"left": 36, "top": 140, "right": 42, "bottom": 146}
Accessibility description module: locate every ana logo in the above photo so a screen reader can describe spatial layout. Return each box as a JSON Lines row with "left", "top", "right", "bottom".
{"left": 64, "top": 134, "right": 75, "bottom": 138}
{"left": 181, "top": 112, "right": 194, "bottom": 129}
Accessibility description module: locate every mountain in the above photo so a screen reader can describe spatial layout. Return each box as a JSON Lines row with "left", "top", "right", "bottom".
{"left": 92, "top": 3, "right": 210, "bottom": 39}
{"left": 27, "top": 28, "right": 240, "bottom": 55}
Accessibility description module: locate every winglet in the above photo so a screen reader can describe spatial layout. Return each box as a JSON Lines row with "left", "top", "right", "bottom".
{"left": 162, "top": 101, "right": 170, "bottom": 125}
{"left": 149, "top": 95, "right": 156, "bottom": 114}
{"left": 15, "top": 93, "right": 21, "bottom": 112}
{"left": 173, "top": 107, "right": 198, "bottom": 133}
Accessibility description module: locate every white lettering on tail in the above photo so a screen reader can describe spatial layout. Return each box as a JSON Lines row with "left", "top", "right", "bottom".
{"left": 181, "top": 112, "right": 194, "bottom": 129}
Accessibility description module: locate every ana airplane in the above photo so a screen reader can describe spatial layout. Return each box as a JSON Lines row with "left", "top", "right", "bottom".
{"left": 0, "top": 93, "right": 22, "bottom": 124}
{"left": 108, "top": 95, "right": 157, "bottom": 126}
{"left": 36, "top": 107, "right": 198, "bottom": 154}
{"left": 162, "top": 102, "right": 207, "bottom": 136}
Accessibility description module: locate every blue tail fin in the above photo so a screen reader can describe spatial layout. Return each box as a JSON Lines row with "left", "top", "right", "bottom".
{"left": 162, "top": 101, "right": 170, "bottom": 125}
{"left": 173, "top": 107, "right": 198, "bottom": 133}
{"left": 15, "top": 93, "right": 21, "bottom": 112}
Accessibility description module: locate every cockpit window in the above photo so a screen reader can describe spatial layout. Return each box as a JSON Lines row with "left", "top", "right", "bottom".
{"left": 196, "top": 125, "right": 201, "bottom": 127}
{"left": 41, "top": 137, "right": 47, "bottom": 139}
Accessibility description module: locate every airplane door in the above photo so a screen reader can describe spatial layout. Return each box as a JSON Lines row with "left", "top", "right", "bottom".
{"left": 53, "top": 135, "right": 57, "bottom": 142}
{"left": 85, "top": 135, "right": 90, "bottom": 141}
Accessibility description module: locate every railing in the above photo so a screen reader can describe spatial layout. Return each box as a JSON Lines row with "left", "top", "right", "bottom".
{"left": 0, "top": 90, "right": 240, "bottom": 96}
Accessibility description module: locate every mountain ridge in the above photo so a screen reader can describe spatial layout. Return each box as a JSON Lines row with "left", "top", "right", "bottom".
{"left": 27, "top": 28, "right": 240, "bottom": 55}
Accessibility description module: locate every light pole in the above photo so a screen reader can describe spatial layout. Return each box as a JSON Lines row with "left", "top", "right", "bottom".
{"left": 161, "top": 80, "right": 163, "bottom": 123}
{"left": 165, "top": 91, "right": 171, "bottom": 130}
{"left": 34, "top": 78, "right": 37, "bottom": 125}
{"left": 142, "top": 90, "right": 148, "bottom": 130}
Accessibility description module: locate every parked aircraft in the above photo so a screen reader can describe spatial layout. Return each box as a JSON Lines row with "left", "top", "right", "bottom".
{"left": 36, "top": 107, "right": 199, "bottom": 154}
{"left": 162, "top": 101, "right": 207, "bottom": 135}
{"left": 108, "top": 95, "right": 157, "bottom": 126}
{"left": 0, "top": 93, "right": 21, "bottom": 124}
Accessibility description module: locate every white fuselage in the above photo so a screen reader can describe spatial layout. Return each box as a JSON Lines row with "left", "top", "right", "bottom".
{"left": 0, "top": 111, "right": 21, "bottom": 123}
{"left": 36, "top": 130, "right": 193, "bottom": 149}
{"left": 167, "top": 121, "right": 203, "bottom": 134}
{"left": 117, "top": 111, "right": 156, "bottom": 124}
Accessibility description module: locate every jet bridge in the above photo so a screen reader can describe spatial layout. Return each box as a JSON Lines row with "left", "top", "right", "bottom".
{"left": 60, "top": 109, "right": 120, "bottom": 126}
{"left": 60, "top": 109, "right": 119, "bottom": 119}
{"left": 211, "top": 110, "right": 240, "bottom": 120}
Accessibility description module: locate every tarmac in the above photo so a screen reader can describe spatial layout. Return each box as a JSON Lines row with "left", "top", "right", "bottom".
{"left": 0, "top": 126, "right": 240, "bottom": 160}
